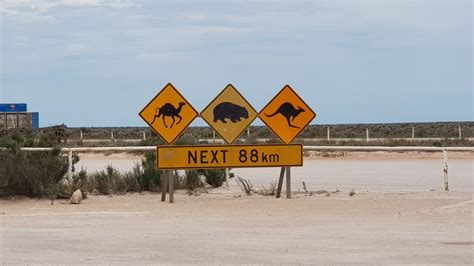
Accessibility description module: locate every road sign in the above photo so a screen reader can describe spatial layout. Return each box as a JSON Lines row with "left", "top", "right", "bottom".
{"left": 259, "top": 85, "right": 316, "bottom": 144}
{"left": 157, "top": 144, "right": 302, "bottom": 169}
{"left": 200, "top": 84, "right": 257, "bottom": 144}
{"left": 139, "top": 83, "right": 198, "bottom": 144}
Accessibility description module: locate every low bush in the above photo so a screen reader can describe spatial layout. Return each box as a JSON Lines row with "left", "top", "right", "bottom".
{"left": 236, "top": 176, "right": 253, "bottom": 195}
{"left": 185, "top": 169, "right": 203, "bottom": 192}
{"left": 258, "top": 181, "right": 276, "bottom": 196}
{"left": 200, "top": 169, "right": 226, "bottom": 188}
{"left": 138, "top": 152, "right": 161, "bottom": 192}
{"left": 0, "top": 147, "right": 68, "bottom": 197}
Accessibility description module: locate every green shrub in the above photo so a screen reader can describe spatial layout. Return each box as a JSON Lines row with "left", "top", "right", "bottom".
{"left": 172, "top": 171, "right": 186, "bottom": 190}
{"left": 0, "top": 147, "right": 68, "bottom": 197}
{"left": 137, "top": 152, "right": 161, "bottom": 191}
{"left": 71, "top": 168, "right": 90, "bottom": 192}
{"left": 200, "top": 169, "right": 225, "bottom": 188}
{"left": 175, "top": 133, "right": 198, "bottom": 145}
{"left": 185, "top": 169, "right": 203, "bottom": 191}
{"left": 125, "top": 163, "right": 142, "bottom": 192}
{"left": 138, "top": 134, "right": 164, "bottom": 146}
{"left": 90, "top": 169, "right": 111, "bottom": 195}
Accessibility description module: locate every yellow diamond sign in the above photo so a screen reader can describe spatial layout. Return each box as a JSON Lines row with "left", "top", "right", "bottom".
{"left": 139, "top": 83, "right": 198, "bottom": 144}
{"left": 201, "top": 84, "right": 257, "bottom": 144}
{"left": 259, "top": 85, "right": 316, "bottom": 144}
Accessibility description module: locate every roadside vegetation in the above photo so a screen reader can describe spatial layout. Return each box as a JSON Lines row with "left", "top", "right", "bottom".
{"left": 0, "top": 133, "right": 226, "bottom": 198}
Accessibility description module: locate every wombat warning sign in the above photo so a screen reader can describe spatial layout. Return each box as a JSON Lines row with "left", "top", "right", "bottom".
{"left": 200, "top": 84, "right": 257, "bottom": 144}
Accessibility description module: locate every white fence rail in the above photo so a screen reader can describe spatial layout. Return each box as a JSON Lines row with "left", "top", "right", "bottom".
{"left": 66, "top": 137, "right": 474, "bottom": 144}
{"left": 4, "top": 146, "right": 474, "bottom": 191}
{"left": 16, "top": 145, "right": 474, "bottom": 152}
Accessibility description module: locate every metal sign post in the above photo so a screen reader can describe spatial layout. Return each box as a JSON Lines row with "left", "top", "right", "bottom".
{"left": 286, "top": 167, "right": 291, "bottom": 199}
{"left": 168, "top": 170, "right": 174, "bottom": 203}
{"left": 161, "top": 170, "right": 168, "bottom": 202}
{"left": 276, "top": 167, "right": 285, "bottom": 198}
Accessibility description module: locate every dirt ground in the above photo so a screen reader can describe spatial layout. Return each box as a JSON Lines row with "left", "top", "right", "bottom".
{"left": 2, "top": 151, "right": 473, "bottom": 264}
{"left": 1, "top": 187, "right": 472, "bottom": 265}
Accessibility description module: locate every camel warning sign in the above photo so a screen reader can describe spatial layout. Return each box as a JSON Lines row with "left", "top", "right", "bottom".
{"left": 200, "top": 84, "right": 257, "bottom": 144}
{"left": 259, "top": 85, "right": 316, "bottom": 144}
{"left": 139, "top": 83, "right": 198, "bottom": 144}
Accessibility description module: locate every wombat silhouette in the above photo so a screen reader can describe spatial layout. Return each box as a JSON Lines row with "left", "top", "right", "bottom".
{"left": 265, "top": 102, "right": 305, "bottom": 129}
{"left": 213, "top": 102, "right": 249, "bottom": 123}
{"left": 151, "top": 102, "right": 186, "bottom": 129}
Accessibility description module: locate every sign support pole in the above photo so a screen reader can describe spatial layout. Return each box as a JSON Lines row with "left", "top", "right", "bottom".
{"left": 276, "top": 167, "right": 286, "bottom": 198}
{"left": 169, "top": 170, "right": 174, "bottom": 203}
{"left": 286, "top": 166, "right": 291, "bottom": 199}
{"left": 225, "top": 168, "right": 229, "bottom": 189}
{"left": 161, "top": 170, "right": 168, "bottom": 202}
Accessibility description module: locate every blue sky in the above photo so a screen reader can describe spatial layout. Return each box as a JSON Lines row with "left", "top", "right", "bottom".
{"left": 1, "top": 0, "right": 472, "bottom": 127}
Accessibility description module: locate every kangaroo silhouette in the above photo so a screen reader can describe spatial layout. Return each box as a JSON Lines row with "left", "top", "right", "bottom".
{"left": 151, "top": 102, "right": 186, "bottom": 129}
{"left": 265, "top": 102, "right": 305, "bottom": 129}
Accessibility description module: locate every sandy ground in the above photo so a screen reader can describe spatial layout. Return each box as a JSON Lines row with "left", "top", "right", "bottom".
{"left": 1, "top": 151, "right": 472, "bottom": 264}
{"left": 1, "top": 188, "right": 473, "bottom": 265}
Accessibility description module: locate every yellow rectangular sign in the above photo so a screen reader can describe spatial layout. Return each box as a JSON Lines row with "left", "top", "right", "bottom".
{"left": 157, "top": 144, "right": 302, "bottom": 169}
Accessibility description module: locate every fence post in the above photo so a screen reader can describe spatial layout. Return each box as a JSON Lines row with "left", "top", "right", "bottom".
{"left": 327, "top": 127, "right": 330, "bottom": 141}
{"left": 143, "top": 131, "right": 146, "bottom": 141}
{"left": 443, "top": 149, "right": 449, "bottom": 191}
{"left": 366, "top": 128, "right": 369, "bottom": 143}
{"left": 80, "top": 130, "right": 83, "bottom": 141}
{"left": 111, "top": 130, "right": 114, "bottom": 140}
{"left": 412, "top": 127, "right": 415, "bottom": 140}
{"left": 458, "top": 126, "right": 462, "bottom": 140}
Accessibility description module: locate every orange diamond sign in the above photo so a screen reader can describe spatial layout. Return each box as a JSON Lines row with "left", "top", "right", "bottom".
{"left": 259, "top": 85, "right": 316, "bottom": 144}
{"left": 139, "top": 83, "right": 198, "bottom": 144}
{"left": 201, "top": 84, "right": 258, "bottom": 144}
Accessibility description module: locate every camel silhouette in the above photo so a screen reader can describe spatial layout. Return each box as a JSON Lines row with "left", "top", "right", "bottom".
{"left": 265, "top": 102, "right": 305, "bottom": 129}
{"left": 151, "top": 102, "right": 186, "bottom": 129}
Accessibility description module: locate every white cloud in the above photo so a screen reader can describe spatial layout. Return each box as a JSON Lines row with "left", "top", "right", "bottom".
{"left": 0, "top": 0, "right": 140, "bottom": 22}
{"left": 0, "top": 6, "right": 55, "bottom": 22}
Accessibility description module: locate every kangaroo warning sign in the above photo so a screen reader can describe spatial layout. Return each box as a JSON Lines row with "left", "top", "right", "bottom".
{"left": 259, "top": 85, "right": 316, "bottom": 144}
{"left": 157, "top": 144, "right": 302, "bottom": 169}
{"left": 139, "top": 83, "right": 198, "bottom": 144}
{"left": 200, "top": 84, "right": 258, "bottom": 144}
